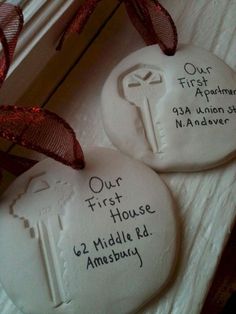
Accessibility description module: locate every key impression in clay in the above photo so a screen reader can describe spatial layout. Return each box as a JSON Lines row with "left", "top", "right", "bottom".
{"left": 0, "top": 147, "right": 178, "bottom": 314}
{"left": 101, "top": 44, "right": 236, "bottom": 171}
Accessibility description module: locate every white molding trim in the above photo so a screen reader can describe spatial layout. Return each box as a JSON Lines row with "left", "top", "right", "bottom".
{"left": 0, "top": 0, "right": 83, "bottom": 103}
{"left": 10, "top": 0, "right": 76, "bottom": 74}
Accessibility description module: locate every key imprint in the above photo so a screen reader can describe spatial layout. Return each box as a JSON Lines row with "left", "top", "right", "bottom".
{"left": 10, "top": 174, "right": 74, "bottom": 308}
{"left": 122, "top": 65, "right": 165, "bottom": 153}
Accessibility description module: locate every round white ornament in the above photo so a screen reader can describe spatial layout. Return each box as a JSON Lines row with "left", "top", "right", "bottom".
{"left": 102, "top": 44, "right": 236, "bottom": 171}
{"left": 0, "top": 147, "right": 178, "bottom": 314}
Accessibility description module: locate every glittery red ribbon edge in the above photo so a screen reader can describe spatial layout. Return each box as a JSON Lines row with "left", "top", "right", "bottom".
{"left": 0, "top": 3, "right": 24, "bottom": 87}
{"left": 0, "top": 106, "right": 85, "bottom": 172}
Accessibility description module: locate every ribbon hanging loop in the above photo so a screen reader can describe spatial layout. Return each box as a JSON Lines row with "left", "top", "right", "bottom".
{"left": 57, "top": 0, "right": 178, "bottom": 56}
{"left": 0, "top": 3, "right": 23, "bottom": 87}
{"left": 0, "top": 106, "right": 85, "bottom": 171}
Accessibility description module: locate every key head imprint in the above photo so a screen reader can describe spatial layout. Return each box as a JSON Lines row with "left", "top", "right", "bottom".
{"left": 122, "top": 65, "right": 164, "bottom": 105}
{"left": 10, "top": 174, "right": 74, "bottom": 230}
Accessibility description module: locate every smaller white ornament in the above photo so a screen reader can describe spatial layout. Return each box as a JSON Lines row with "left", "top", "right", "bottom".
{"left": 102, "top": 44, "right": 236, "bottom": 171}
{"left": 0, "top": 147, "right": 178, "bottom": 314}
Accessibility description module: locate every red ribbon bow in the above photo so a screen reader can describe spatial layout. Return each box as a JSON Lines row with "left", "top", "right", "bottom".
{"left": 58, "top": 0, "right": 178, "bottom": 56}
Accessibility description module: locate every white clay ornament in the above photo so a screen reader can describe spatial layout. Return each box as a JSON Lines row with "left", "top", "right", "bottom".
{"left": 102, "top": 44, "right": 236, "bottom": 171}
{"left": 0, "top": 147, "right": 178, "bottom": 314}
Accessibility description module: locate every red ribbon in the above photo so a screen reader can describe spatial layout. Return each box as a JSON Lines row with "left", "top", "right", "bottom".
{"left": 0, "top": 3, "right": 23, "bottom": 87}
{"left": 0, "top": 104, "right": 85, "bottom": 176}
{"left": 57, "top": 0, "right": 178, "bottom": 56}
{"left": 0, "top": 3, "right": 85, "bottom": 179}
{"left": 124, "top": 0, "right": 178, "bottom": 55}
{"left": 0, "top": 106, "right": 85, "bottom": 170}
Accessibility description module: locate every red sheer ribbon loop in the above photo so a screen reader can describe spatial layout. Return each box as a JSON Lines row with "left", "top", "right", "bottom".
{"left": 0, "top": 106, "right": 85, "bottom": 173}
{"left": 57, "top": 0, "right": 178, "bottom": 55}
{"left": 0, "top": 3, "right": 23, "bottom": 86}
{"left": 124, "top": 0, "right": 177, "bottom": 55}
